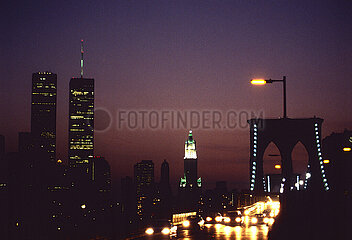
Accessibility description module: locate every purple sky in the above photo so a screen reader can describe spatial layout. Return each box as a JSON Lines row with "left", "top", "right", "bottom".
{"left": 1, "top": 0, "right": 352, "bottom": 190}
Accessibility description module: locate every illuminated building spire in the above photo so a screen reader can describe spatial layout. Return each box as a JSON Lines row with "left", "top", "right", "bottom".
{"left": 184, "top": 130, "right": 197, "bottom": 159}
{"left": 80, "top": 39, "right": 84, "bottom": 78}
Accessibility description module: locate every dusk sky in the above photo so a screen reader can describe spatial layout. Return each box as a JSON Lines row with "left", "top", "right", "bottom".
{"left": 1, "top": 0, "right": 352, "bottom": 190}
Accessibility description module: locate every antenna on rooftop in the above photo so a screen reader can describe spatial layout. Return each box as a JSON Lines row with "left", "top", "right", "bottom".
{"left": 80, "top": 39, "right": 84, "bottom": 78}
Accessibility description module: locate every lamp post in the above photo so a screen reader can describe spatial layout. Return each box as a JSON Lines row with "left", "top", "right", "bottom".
{"left": 251, "top": 76, "right": 287, "bottom": 118}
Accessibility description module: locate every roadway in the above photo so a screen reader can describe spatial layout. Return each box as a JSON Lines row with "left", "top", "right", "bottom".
{"left": 129, "top": 223, "right": 269, "bottom": 240}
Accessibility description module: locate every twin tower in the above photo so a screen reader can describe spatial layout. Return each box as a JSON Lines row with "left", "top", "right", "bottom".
{"left": 31, "top": 71, "right": 94, "bottom": 170}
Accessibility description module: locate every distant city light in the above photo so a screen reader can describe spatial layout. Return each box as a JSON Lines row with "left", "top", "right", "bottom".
{"left": 323, "top": 159, "right": 330, "bottom": 164}
{"left": 274, "top": 164, "right": 281, "bottom": 169}
{"left": 81, "top": 204, "right": 86, "bottom": 209}
{"left": 343, "top": 147, "right": 351, "bottom": 152}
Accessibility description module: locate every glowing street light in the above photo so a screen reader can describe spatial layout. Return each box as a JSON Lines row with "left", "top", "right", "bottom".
{"left": 343, "top": 147, "right": 351, "bottom": 152}
{"left": 251, "top": 76, "right": 287, "bottom": 118}
{"left": 323, "top": 159, "right": 330, "bottom": 164}
{"left": 251, "top": 79, "right": 267, "bottom": 85}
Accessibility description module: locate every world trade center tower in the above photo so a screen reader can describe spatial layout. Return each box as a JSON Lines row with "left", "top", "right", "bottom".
{"left": 68, "top": 77, "right": 94, "bottom": 168}
{"left": 31, "top": 71, "right": 57, "bottom": 161}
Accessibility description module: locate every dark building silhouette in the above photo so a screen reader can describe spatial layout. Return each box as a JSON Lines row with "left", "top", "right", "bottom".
{"left": 18, "top": 132, "right": 34, "bottom": 153}
{"left": 157, "top": 160, "right": 172, "bottom": 218}
{"left": 68, "top": 77, "right": 94, "bottom": 170}
{"left": 0, "top": 134, "right": 4, "bottom": 156}
{"left": 179, "top": 131, "right": 201, "bottom": 211}
{"left": 0, "top": 135, "right": 7, "bottom": 238}
{"left": 90, "top": 156, "right": 111, "bottom": 194}
{"left": 134, "top": 160, "right": 154, "bottom": 219}
{"left": 161, "top": 159, "right": 170, "bottom": 187}
{"left": 31, "top": 72, "right": 57, "bottom": 161}
{"left": 3, "top": 150, "right": 55, "bottom": 239}
{"left": 121, "top": 176, "right": 135, "bottom": 215}
{"left": 323, "top": 130, "right": 352, "bottom": 194}
{"left": 120, "top": 176, "right": 136, "bottom": 235}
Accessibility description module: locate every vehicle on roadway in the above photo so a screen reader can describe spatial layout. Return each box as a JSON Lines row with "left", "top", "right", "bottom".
{"left": 243, "top": 213, "right": 274, "bottom": 226}
{"left": 181, "top": 215, "right": 205, "bottom": 231}
{"left": 144, "top": 219, "right": 177, "bottom": 238}
{"left": 222, "top": 211, "right": 243, "bottom": 226}
{"left": 204, "top": 212, "right": 222, "bottom": 224}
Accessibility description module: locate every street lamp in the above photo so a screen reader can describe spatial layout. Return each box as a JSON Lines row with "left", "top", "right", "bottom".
{"left": 251, "top": 76, "right": 287, "bottom": 118}
{"left": 274, "top": 164, "right": 281, "bottom": 169}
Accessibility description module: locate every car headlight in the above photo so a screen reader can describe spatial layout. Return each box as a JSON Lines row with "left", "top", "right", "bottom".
{"left": 161, "top": 227, "right": 170, "bottom": 235}
{"left": 224, "top": 217, "right": 231, "bottom": 223}
{"left": 183, "top": 220, "right": 190, "bottom": 227}
{"left": 145, "top": 228, "right": 154, "bottom": 235}
{"left": 206, "top": 217, "right": 212, "bottom": 222}
{"left": 251, "top": 217, "right": 258, "bottom": 224}
{"left": 263, "top": 217, "right": 269, "bottom": 224}
{"left": 215, "top": 216, "right": 222, "bottom": 222}
{"left": 235, "top": 217, "right": 242, "bottom": 223}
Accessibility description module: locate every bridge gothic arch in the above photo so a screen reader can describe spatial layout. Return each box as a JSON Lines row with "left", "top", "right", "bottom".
{"left": 248, "top": 118, "right": 329, "bottom": 194}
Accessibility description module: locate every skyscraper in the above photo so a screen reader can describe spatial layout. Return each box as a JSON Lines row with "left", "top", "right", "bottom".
{"left": 69, "top": 40, "right": 95, "bottom": 170}
{"left": 160, "top": 159, "right": 170, "bottom": 186}
{"left": 90, "top": 156, "right": 111, "bottom": 193}
{"left": 180, "top": 130, "right": 201, "bottom": 189}
{"left": 31, "top": 72, "right": 57, "bottom": 161}
{"left": 121, "top": 176, "right": 135, "bottom": 219}
{"left": 179, "top": 131, "right": 202, "bottom": 211}
{"left": 68, "top": 77, "right": 94, "bottom": 168}
{"left": 159, "top": 160, "right": 172, "bottom": 218}
{"left": 134, "top": 160, "right": 154, "bottom": 218}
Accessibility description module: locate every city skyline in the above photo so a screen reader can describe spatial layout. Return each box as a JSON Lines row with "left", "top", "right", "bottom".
{"left": 2, "top": 0, "right": 352, "bottom": 190}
